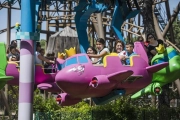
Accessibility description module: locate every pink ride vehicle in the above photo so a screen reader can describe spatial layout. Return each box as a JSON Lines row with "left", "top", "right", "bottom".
{"left": 55, "top": 42, "right": 168, "bottom": 106}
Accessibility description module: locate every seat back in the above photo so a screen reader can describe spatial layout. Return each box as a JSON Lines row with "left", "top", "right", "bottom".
{"left": 134, "top": 42, "right": 148, "bottom": 64}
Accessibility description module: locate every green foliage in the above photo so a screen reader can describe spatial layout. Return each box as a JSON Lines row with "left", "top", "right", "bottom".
{"left": 34, "top": 93, "right": 91, "bottom": 120}
{"left": 8, "top": 86, "right": 18, "bottom": 111}
{"left": 59, "top": 102, "right": 91, "bottom": 120}
{"left": 7, "top": 88, "right": 180, "bottom": 120}
{"left": 40, "top": 39, "right": 46, "bottom": 49}
{"left": 173, "top": 18, "right": 180, "bottom": 48}
{"left": 33, "top": 89, "right": 61, "bottom": 113}
{"left": 92, "top": 97, "right": 136, "bottom": 120}
{"left": 34, "top": 94, "right": 180, "bottom": 120}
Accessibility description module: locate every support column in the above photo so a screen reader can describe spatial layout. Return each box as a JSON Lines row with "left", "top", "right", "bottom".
{"left": 138, "top": 13, "right": 141, "bottom": 35}
{"left": 162, "top": 2, "right": 180, "bottom": 37}
{"left": 91, "top": 16, "right": 100, "bottom": 37}
{"left": 138, "top": 13, "right": 140, "bottom": 26}
{"left": 165, "top": 0, "right": 175, "bottom": 43}
{"left": 7, "top": 3, "right": 11, "bottom": 48}
{"left": 96, "top": 13, "right": 105, "bottom": 39}
{"left": 18, "top": 0, "right": 35, "bottom": 120}
{"left": 152, "top": 5, "right": 164, "bottom": 40}
{"left": 128, "top": 19, "right": 131, "bottom": 42}
{"left": 46, "top": 6, "right": 50, "bottom": 46}
{"left": 55, "top": 20, "right": 59, "bottom": 32}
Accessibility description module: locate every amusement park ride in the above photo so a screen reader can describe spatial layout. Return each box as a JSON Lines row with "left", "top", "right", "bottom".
{"left": 0, "top": 0, "right": 180, "bottom": 114}
{"left": 1, "top": 39, "right": 180, "bottom": 106}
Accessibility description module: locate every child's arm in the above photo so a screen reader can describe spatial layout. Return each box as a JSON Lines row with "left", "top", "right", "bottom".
{"left": 38, "top": 54, "right": 54, "bottom": 64}
{"left": 119, "top": 55, "right": 126, "bottom": 61}
{"left": 92, "top": 58, "right": 99, "bottom": 64}
{"left": 9, "top": 56, "right": 17, "bottom": 61}
{"left": 150, "top": 49, "right": 157, "bottom": 56}
{"left": 88, "top": 49, "right": 109, "bottom": 58}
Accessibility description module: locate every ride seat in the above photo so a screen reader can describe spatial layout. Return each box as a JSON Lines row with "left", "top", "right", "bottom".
{"left": 35, "top": 64, "right": 56, "bottom": 74}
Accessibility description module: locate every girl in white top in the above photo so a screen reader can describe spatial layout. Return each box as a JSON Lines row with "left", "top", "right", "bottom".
{"left": 88, "top": 38, "right": 110, "bottom": 64}
{"left": 35, "top": 48, "right": 54, "bottom": 65}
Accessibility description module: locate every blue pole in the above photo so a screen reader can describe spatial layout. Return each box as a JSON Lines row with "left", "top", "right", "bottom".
{"left": 18, "top": 0, "right": 35, "bottom": 120}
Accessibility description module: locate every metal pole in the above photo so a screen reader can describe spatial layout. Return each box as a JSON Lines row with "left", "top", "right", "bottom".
{"left": 18, "top": 0, "right": 35, "bottom": 119}
{"left": 162, "top": 2, "right": 180, "bottom": 37}
{"left": 152, "top": 5, "right": 164, "bottom": 40}
{"left": 128, "top": 19, "right": 131, "bottom": 42}
{"left": 91, "top": 17, "right": 100, "bottom": 37}
{"left": 55, "top": 20, "right": 59, "bottom": 32}
{"left": 46, "top": 5, "right": 49, "bottom": 47}
{"left": 7, "top": 3, "right": 11, "bottom": 48}
{"left": 6, "top": 2, "right": 11, "bottom": 117}
{"left": 165, "top": 0, "right": 175, "bottom": 43}
{"left": 96, "top": 13, "right": 105, "bottom": 39}
{"left": 138, "top": 13, "right": 141, "bottom": 35}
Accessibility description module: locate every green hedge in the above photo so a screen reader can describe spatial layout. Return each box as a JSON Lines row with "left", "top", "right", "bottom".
{"left": 33, "top": 96, "right": 180, "bottom": 120}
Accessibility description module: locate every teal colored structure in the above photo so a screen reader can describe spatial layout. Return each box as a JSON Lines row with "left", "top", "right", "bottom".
{"left": 131, "top": 47, "right": 180, "bottom": 98}
{"left": 0, "top": 42, "right": 14, "bottom": 89}
{"left": 92, "top": 89, "right": 125, "bottom": 105}
{"left": 59, "top": 0, "right": 140, "bottom": 52}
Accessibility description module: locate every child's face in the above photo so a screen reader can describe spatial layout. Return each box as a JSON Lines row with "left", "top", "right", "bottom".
{"left": 40, "top": 50, "right": 45, "bottom": 56}
{"left": 11, "top": 48, "right": 16, "bottom": 55}
{"left": 87, "top": 48, "right": 94, "bottom": 54}
{"left": 116, "top": 42, "right": 123, "bottom": 53}
{"left": 126, "top": 45, "right": 133, "bottom": 53}
{"left": 96, "top": 42, "right": 104, "bottom": 51}
{"left": 37, "top": 46, "right": 41, "bottom": 52}
{"left": 12, "top": 41, "right": 17, "bottom": 47}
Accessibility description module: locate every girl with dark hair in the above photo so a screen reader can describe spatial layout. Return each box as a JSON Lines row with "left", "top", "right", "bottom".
{"left": 87, "top": 46, "right": 97, "bottom": 62}
{"left": 36, "top": 42, "right": 41, "bottom": 52}
{"left": 87, "top": 46, "right": 97, "bottom": 54}
{"left": 11, "top": 40, "right": 17, "bottom": 46}
{"left": 8, "top": 46, "right": 20, "bottom": 62}
{"left": 88, "top": 38, "right": 110, "bottom": 64}
{"left": 10, "top": 40, "right": 20, "bottom": 54}
{"left": 136, "top": 36, "right": 144, "bottom": 42}
{"left": 146, "top": 34, "right": 164, "bottom": 62}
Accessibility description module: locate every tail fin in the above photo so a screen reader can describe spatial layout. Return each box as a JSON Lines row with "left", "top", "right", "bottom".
{"left": 134, "top": 42, "right": 148, "bottom": 64}
{"left": 131, "top": 82, "right": 162, "bottom": 99}
{"left": 146, "top": 62, "right": 168, "bottom": 73}
{"left": 0, "top": 42, "right": 13, "bottom": 88}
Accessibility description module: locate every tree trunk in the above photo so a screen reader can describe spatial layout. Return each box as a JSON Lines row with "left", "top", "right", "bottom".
{"left": 142, "top": 0, "right": 157, "bottom": 106}
{"left": 158, "top": 84, "right": 170, "bottom": 108}
{"left": 141, "top": 0, "right": 156, "bottom": 38}
{"left": 163, "top": 2, "right": 180, "bottom": 37}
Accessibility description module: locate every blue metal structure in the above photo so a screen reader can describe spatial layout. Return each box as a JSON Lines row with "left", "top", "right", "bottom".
{"left": 58, "top": 0, "right": 140, "bottom": 51}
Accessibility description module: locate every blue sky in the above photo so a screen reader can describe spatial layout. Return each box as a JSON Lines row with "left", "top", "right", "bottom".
{"left": 0, "top": 1, "right": 179, "bottom": 44}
